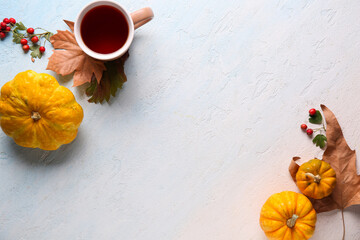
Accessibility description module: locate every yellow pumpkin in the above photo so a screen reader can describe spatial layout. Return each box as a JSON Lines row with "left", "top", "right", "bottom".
{"left": 296, "top": 159, "right": 336, "bottom": 199}
{"left": 0, "top": 70, "right": 83, "bottom": 150}
{"left": 260, "top": 191, "right": 316, "bottom": 240}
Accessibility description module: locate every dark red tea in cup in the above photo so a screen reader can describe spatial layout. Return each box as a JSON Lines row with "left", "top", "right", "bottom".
{"left": 80, "top": 5, "right": 129, "bottom": 54}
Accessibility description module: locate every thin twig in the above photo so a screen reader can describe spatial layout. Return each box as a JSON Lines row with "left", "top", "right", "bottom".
{"left": 341, "top": 209, "right": 345, "bottom": 240}
{"left": 34, "top": 27, "right": 50, "bottom": 32}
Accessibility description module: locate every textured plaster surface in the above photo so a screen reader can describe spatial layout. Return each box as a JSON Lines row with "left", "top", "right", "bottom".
{"left": 0, "top": 0, "right": 360, "bottom": 239}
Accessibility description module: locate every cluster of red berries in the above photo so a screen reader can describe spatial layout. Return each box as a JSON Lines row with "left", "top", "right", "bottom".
{"left": 0, "top": 17, "right": 16, "bottom": 39}
{"left": 1, "top": 17, "right": 46, "bottom": 54}
{"left": 20, "top": 27, "right": 45, "bottom": 53}
{"left": 300, "top": 108, "right": 317, "bottom": 135}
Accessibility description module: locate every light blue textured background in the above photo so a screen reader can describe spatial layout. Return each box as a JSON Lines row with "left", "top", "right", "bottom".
{"left": 1, "top": 0, "right": 360, "bottom": 239}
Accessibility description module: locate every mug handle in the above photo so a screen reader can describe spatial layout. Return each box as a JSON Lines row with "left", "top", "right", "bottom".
{"left": 131, "top": 7, "right": 154, "bottom": 29}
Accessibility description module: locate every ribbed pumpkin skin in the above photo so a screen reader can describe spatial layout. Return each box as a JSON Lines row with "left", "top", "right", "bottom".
{"left": 0, "top": 70, "right": 83, "bottom": 150}
{"left": 260, "top": 191, "right": 317, "bottom": 240}
{"left": 296, "top": 159, "right": 336, "bottom": 199}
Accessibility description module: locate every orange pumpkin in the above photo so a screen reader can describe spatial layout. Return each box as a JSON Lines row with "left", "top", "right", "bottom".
{"left": 0, "top": 70, "right": 83, "bottom": 150}
{"left": 296, "top": 159, "right": 336, "bottom": 199}
{"left": 260, "top": 191, "right": 317, "bottom": 240}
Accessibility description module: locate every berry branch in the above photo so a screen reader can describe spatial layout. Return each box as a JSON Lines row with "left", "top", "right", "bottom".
{"left": 0, "top": 18, "right": 53, "bottom": 62}
{"left": 300, "top": 108, "right": 327, "bottom": 148}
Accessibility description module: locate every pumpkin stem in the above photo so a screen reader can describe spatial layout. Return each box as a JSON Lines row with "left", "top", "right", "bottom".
{"left": 31, "top": 111, "right": 41, "bottom": 121}
{"left": 305, "top": 172, "right": 321, "bottom": 183}
{"left": 286, "top": 214, "right": 299, "bottom": 228}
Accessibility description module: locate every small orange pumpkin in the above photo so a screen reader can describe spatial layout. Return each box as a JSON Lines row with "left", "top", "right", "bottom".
{"left": 260, "top": 191, "right": 317, "bottom": 240}
{"left": 0, "top": 70, "right": 83, "bottom": 150}
{"left": 296, "top": 159, "right": 336, "bottom": 199}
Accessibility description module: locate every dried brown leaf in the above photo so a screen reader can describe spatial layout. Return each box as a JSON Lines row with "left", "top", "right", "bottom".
{"left": 289, "top": 157, "right": 300, "bottom": 182}
{"left": 64, "top": 20, "right": 74, "bottom": 32}
{"left": 289, "top": 105, "right": 360, "bottom": 213}
{"left": 46, "top": 21, "right": 106, "bottom": 87}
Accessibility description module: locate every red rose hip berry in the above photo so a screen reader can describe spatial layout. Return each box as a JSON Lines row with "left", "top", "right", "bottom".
{"left": 0, "top": 32, "right": 6, "bottom": 39}
{"left": 31, "top": 36, "right": 39, "bottom": 43}
{"left": 3, "top": 18, "right": 10, "bottom": 24}
{"left": 306, "top": 129, "right": 313, "bottom": 136}
{"left": 309, "top": 108, "right": 316, "bottom": 116}
{"left": 0, "top": 22, "right": 6, "bottom": 29}
{"left": 39, "top": 46, "right": 45, "bottom": 53}
{"left": 9, "top": 18, "right": 16, "bottom": 24}
{"left": 301, "top": 124, "right": 307, "bottom": 130}
{"left": 5, "top": 26, "right": 11, "bottom": 32}
{"left": 27, "top": 28, "right": 34, "bottom": 34}
{"left": 20, "top": 38, "right": 28, "bottom": 45}
{"left": 22, "top": 44, "right": 30, "bottom": 51}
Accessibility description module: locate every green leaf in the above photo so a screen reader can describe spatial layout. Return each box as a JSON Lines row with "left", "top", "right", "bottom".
{"left": 44, "top": 32, "right": 54, "bottom": 42}
{"left": 30, "top": 45, "right": 42, "bottom": 59}
{"left": 14, "top": 22, "right": 26, "bottom": 30}
{"left": 86, "top": 52, "right": 129, "bottom": 103}
{"left": 309, "top": 110, "right": 323, "bottom": 124}
{"left": 313, "top": 134, "right": 327, "bottom": 148}
{"left": 12, "top": 32, "right": 24, "bottom": 44}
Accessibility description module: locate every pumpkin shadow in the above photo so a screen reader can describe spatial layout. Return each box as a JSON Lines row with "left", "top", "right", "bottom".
{"left": 6, "top": 131, "right": 84, "bottom": 166}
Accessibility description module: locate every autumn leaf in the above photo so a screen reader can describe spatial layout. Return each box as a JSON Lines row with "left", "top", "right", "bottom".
{"left": 63, "top": 20, "right": 74, "bottom": 32}
{"left": 86, "top": 52, "right": 129, "bottom": 103}
{"left": 46, "top": 20, "right": 106, "bottom": 87}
